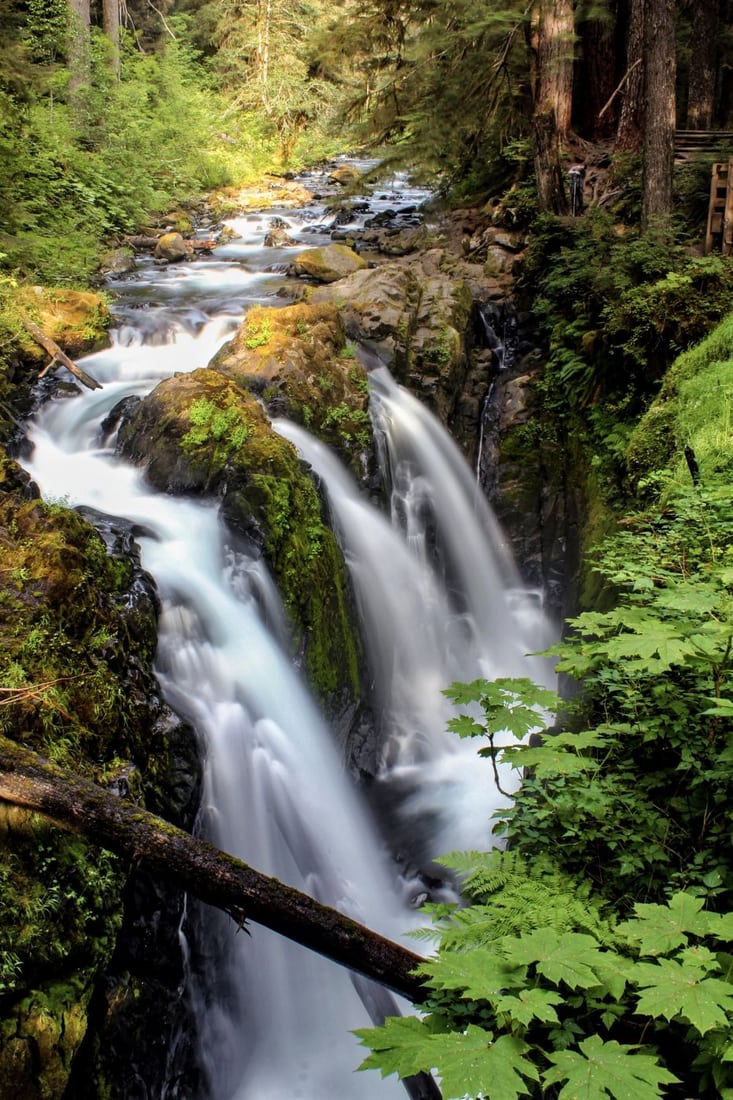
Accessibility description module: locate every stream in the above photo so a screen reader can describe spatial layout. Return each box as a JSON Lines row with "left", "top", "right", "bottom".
{"left": 21, "top": 162, "right": 553, "bottom": 1099}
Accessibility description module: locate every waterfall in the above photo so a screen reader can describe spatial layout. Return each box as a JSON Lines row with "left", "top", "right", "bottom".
{"left": 19, "top": 168, "right": 554, "bottom": 1098}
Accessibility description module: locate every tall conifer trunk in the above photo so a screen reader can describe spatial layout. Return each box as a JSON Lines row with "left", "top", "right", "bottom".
{"left": 67, "top": 0, "right": 91, "bottom": 115}
{"left": 616, "top": 0, "right": 645, "bottom": 150}
{"left": 529, "top": 0, "right": 575, "bottom": 214}
{"left": 686, "top": 0, "right": 718, "bottom": 129}
{"left": 641, "top": 0, "right": 676, "bottom": 229}
{"left": 102, "top": 0, "right": 121, "bottom": 78}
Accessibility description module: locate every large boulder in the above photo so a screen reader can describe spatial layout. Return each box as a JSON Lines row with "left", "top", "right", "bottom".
{"left": 209, "top": 302, "right": 371, "bottom": 475}
{"left": 154, "top": 232, "right": 193, "bottom": 262}
{"left": 291, "top": 243, "right": 368, "bottom": 283}
{"left": 116, "top": 368, "right": 361, "bottom": 703}
{"left": 309, "top": 250, "right": 474, "bottom": 427}
{"left": 16, "top": 286, "right": 110, "bottom": 360}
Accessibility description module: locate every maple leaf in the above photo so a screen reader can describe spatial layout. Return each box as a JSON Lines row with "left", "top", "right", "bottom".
{"left": 420, "top": 947, "right": 526, "bottom": 998}
{"left": 492, "top": 987, "right": 563, "bottom": 1027}
{"left": 355, "top": 1019, "right": 538, "bottom": 1099}
{"left": 543, "top": 1034, "right": 679, "bottom": 1099}
{"left": 502, "top": 929, "right": 608, "bottom": 990}
{"left": 617, "top": 892, "right": 709, "bottom": 955}
{"left": 632, "top": 957, "right": 733, "bottom": 1034}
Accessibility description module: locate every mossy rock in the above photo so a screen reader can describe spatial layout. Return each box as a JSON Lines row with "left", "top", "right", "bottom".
{"left": 625, "top": 312, "right": 733, "bottom": 495}
{"left": 291, "top": 244, "right": 368, "bottom": 284}
{"left": 16, "top": 286, "right": 111, "bottom": 361}
{"left": 310, "top": 251, "right": 474, "bottom": 426}
{"left": 210, "top": 302, "right": 371, "bottom": 474}
{"left": 116, "top": 368, "right": 361, "bottom": 701}
{"left": 0, "top": 977, "right": 96, "bottom": 1100}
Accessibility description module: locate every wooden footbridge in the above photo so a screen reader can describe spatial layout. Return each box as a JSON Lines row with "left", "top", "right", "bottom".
{"left": 674, "top": 131, "right": 733, "bottom": 254}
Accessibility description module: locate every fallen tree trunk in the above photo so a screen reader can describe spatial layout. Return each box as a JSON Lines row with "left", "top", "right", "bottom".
{"left": 0, "top": 734, "right": 429, "bottom": 1005}
{"left": 21, "top": 316, "right": 103, "bottom": 391}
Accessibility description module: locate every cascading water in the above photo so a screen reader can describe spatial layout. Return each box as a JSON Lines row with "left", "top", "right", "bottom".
{"left": 19, "top": 164, "right": 553, "bottom": 1098}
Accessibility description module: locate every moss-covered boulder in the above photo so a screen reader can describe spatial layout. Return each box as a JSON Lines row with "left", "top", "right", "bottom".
{"left": 16, "top": 286, "right": 110, "bottom": 362}
{"left": 626, "top": 312, "right": 733, "bottom": 494}
{"left": 116, "top": 368, "right": 361, "bottom": 702}
{"left": 309, "top": 250, "right": 474, "bottom": 427}
{"left": 0, "top": 463, "right": 192, "bottom": 1098}
{"left": 210, "top": 302, "right": 371, "bottom": 475}
{"left": 291, "top": 243, "right": 368, "bottom": 283}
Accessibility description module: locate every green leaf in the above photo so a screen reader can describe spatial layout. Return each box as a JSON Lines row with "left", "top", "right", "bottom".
{"left": 356, "top": 1019, "right": 538, "bottom": 1099}
{"left": 501, "top": 743, "right": 599, "bottom": 777}
{"left": 421, "top": 948, "right": 526, "bottom": 998}
{"left": 617, "top": 892, "right": 709, "bottom": 955}
{"left": 446, "top": 715, "right": 487, "bottom": 739}
{"left": 502, "top": 929, "right": 608, "bottom": 990}
{"left": 493, "top": 987, "right": 563, "bottom": 1027}
{"left": 633, "top": 957, "right": 733, "bottom": 1034}
{"left": 543, "top": 1034, "right": 679, "bottom": 1099}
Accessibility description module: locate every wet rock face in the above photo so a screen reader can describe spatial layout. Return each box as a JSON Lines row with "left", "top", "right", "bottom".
{"left": 309, "top": 250, "right": 474, "bottom": 429}
{"left": 477, "top": 354, "right": 579, "bottom": 622}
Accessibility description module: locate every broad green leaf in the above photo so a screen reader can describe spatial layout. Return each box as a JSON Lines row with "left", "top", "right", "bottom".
{"left": 617, "top": 892, "right": 709, "bottom": 955}
{"left": 633, "top": 957, "right": 733, "bottom": 1034}
{"left": 502, "top": 929, "right": 607, "bottom": 990}
{"left": 421, "top": 948, "right": 526, "bottom": 997}
{"left": 543, "top": 1034, "right": 679, "bottom": 1099}
{"left": 501, "top": 744, "right": 599, "bottom": 777}
{"left": 492, "top": 987, "right": 563, "bottom": 1027}
{"left": 355, "top": 1019, "right": 538, "bottom": 1100}
{"left": 446, "top": 715, "right": 486, "bottom": 739}
{"left": 604, "top": 623, "right": 692, "bottom": 672}
{"left": 702, "top": 696, "right": 733, "bottom": 717}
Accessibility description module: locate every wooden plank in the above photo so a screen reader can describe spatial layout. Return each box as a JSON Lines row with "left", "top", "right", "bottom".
{"left": 724, "top": 156, "right": 733, "bottom": 254}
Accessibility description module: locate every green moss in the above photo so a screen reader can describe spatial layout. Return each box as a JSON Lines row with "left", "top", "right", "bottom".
{"left": 210, "top": 302, "right": 372, "bottom": 475}
{"left": 626, "top": 311, "right": 733, "bottom": 495}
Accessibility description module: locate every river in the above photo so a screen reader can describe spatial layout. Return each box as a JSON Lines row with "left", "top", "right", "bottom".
{"left": 21, "top": 162, "right": 553, "bottom": 1099}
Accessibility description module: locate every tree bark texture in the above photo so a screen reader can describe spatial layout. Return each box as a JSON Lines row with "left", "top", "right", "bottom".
{"left": 685, "top": 0, "right": 719, "bottom": 129}
{"left": 102, "top": 0, "right": 121, "bottom": 77}
{"left": 0, "top": 735, "right": 429, "bottom": 1006}
{"left": 616, "top": 0, "right": 645, "bottom": 151}
{"left": 574, "top": 4, "right": 620, "bottom": 140}
{"left": 641, "top": 0, "right": 676, "bottom": 229}
{"left": 528, "top": 0, "right": 574, "bottom": 213}
{"left": 68, "top": 0, "right": 91, "bottom": 104}
{"left": 530, "top": 0, "right": 575, "bottom": 140}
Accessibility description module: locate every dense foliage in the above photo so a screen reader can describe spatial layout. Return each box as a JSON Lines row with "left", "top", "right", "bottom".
{"left": 356, "top": 317, "right": 733, "bottom": 1096}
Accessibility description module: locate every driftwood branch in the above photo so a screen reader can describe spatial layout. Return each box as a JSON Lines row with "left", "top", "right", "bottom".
{"left": 0, "top": 734, "right": 429, "bottom": 1005}
{"left": 20, "top": 315, "right": 102, "bottom": 391}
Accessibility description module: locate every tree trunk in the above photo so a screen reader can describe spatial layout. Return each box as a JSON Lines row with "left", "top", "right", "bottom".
{"left": 616, "top": 0, "right": 645, "bottom": 151}
{"left": 0, "top": 734, "right": 429, "bottom": 1006}
{"left": 685, "top": 0, "right": 718, "bottom": 129}
{"left": 528, "top": 0, "right": 574, "bottom": 214}
{"left": 641, "top": 0, "right": 676, "bottom": 229}
{"left": 574, "top": 3, "right": 620, "bottom": 140}
{"left": 68, "top": 0, "right": 91, "bottom": 112}
{"left": 531, "top": 0, "right": 575, "bottom": 140}
{"left": 102, "top": 0, "right": 121, "bottom": 77}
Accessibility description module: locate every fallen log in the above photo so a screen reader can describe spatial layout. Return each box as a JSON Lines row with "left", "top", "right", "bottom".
{"left": 21, "top": 315, "right": 103, "bottom": 391}
{"left": 123, "top": 233, "right": 161, "bottom": 250}
{"left": 0, "top": 734, "right": 429, "bottom": 1005}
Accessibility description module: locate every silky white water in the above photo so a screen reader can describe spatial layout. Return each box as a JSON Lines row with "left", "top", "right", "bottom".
{"left": 19, "top": 166, "right": 553, "bottom": 1098}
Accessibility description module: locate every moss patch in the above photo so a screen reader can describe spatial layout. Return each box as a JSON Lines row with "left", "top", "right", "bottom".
{"left": 117, "top": 368, "right": 361, "bottom": 701}
{"left": 211, "top": 302, "right": 372, "bottom": 475}
{"left": 626, "top": 311, "right": 733, "bottom": 494}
